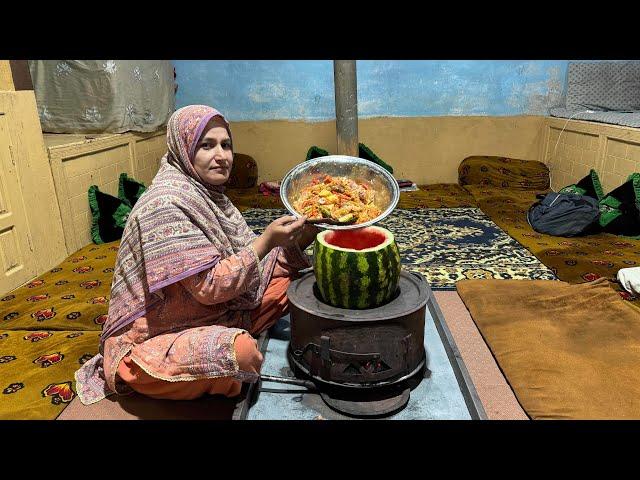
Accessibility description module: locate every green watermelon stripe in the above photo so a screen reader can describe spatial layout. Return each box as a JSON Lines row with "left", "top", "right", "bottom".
{"left": 378, "top": 248, "right": 391, "bottom": 305}
{"left": 314, "top": 241, "right": 327, "bottom": 304}
{"left": 315, "top": 243, "right": 323, "bottom": 298}
{"left": 357, "top": 255, "right": 370, "bottom": 309}
{"left": 339, "top": 253, "right": 350, "bottom": 308}
{"left": 321, "top": 246, "right": 332, "bottom": 304}
{"left": 366, "top": 251, "right": 380, "bottom": 308}
{"left": 389, "top": 246, "right": 401, "bottom": 297}
{"left": 330, "top": 244, "right": 341, "bottom": 306}
{"left": 344, "top": 256, "right": 357, "bottom": 309}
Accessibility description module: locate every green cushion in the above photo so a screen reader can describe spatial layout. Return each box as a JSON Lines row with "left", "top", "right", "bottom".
{"left": 88, "top": 185, "right": 132, "bottom": 244}
{"left": 559, "top": 169, "right": 604, "bottom": 201}
{"left": 305, "top": 143, "right": 394, "bottom": 174}
{"left": 358, "top": 143, "right": 393, "bottom": 174}
{"left": 118, "top": 173, "right": 146, "bottom": 207}
{"left": 598, "top": 173, "right": 640, "bottom": 237}
{"left": 305, "top": 146, "right": 329, "bottom": 161}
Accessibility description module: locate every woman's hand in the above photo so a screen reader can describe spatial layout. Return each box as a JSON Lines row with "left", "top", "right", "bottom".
{"left": 297, "top": 224, "right": 320, "bottom": 250}
{"left": 252, "top": 215, "right": 306, "bottom": 259}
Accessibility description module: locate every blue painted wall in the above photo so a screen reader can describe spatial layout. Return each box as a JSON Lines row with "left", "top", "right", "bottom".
{"left": 174, "top": 60, "right": 567, "bottom": 121}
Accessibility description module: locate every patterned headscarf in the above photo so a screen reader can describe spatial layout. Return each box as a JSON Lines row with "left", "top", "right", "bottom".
{"left": 166, "top": 105, "right": 231, "bottom": 190}
{"left": 99, "top": 105, "right": 276, "bottom": 347}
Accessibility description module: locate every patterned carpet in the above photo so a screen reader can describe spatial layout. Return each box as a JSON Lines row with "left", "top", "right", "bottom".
{"left": 225, "top": 183, "right": 478, "bottom": 212}
{"left": 243, "top": 208, "right": 557, "bottom": 290}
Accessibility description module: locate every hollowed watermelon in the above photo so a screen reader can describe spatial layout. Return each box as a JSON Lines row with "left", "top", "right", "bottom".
{"left": 313, "top": 226, "right": 401, "bottom": 309}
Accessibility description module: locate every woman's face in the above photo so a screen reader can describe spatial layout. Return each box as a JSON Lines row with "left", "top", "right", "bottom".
{"left": 192, "top": 117, "right": 233, "bottom": 186}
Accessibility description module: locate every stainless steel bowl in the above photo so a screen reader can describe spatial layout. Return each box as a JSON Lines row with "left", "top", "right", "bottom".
{"left": 280, "top": 155, "right": 400, "bottom": 230}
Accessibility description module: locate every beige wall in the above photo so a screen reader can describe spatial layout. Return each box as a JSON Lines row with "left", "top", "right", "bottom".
{"left": 26, "top": 114, "right": 569, "bottom": 261}
{"left": 46, "top": 131, "right": 166, "bottom": 253}
{"left": 13, "top": 110, "right": 640, "bottom": 286}
{"left": 542, "top": 117, "right": 640, "bottom": 193}
{"left": 42, "top": 115, "right": 545, "bottom": 255}
{"left": 231, "top": 116, "right": 546, "bottom": 185}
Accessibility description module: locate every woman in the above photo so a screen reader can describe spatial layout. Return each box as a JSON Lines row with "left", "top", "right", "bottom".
{"left": 75, "top": 105, "right": 318, "bottom": 404}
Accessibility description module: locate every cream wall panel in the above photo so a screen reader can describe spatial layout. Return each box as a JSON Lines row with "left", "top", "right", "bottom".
{"left": 543, "top": 118, "right": 640, "bottom": 193}
{"left": 133, "top": 133, "right": 166, "bottom": 186}
{"left": 46, "top": 130, "right": 165, "bottom": 253}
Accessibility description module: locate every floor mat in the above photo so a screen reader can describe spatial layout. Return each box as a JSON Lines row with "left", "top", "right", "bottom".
{"left": 243, "top": 208, "right": 556, "bottom": 290}
{"left": 55, "top": 292, "right": 529, "bottom": 421}
{"left": 57, "top": 387, "right": 240, "bottom": 420}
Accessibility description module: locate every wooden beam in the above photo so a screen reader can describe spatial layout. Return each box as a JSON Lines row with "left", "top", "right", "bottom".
{"left": 9, "top": 61, "right": 33, "bottom": 90}
{"left": 333, "top": 60, "right": 358, "bottom": 157}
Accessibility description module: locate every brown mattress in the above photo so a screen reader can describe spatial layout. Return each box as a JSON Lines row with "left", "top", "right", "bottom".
{"left": 457, "top": 278, "right": 640, "bottom": 419}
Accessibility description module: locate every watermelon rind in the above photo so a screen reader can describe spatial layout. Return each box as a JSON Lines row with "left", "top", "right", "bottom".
{"left": 313, "top": 226, "right": 401, "bottom": 309}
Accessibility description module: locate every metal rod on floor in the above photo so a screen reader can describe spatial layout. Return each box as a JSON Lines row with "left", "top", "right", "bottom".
{"left": 260, "top": 374, "right": 317, "bottom": 391}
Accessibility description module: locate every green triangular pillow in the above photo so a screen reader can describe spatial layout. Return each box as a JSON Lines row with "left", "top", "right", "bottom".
{"left": 305, "top": 146, "right": 329, "bottom": 161}
{"left": 88, "top": 185, "right": 132, "bottom": 244}
{"left": 358, "top": 143, "right": 393, "bottom": 174}
{"left": 598, "top": 173, "right": 640, "bottom": 237}
{"left": 559, "top": 169, "right": 604, "bottom": 201}
{"left": 118, "top": 173, "right": 146, "bottom": 207}
{"left": 305, "top": 144, "right": 394, "bottom": 175}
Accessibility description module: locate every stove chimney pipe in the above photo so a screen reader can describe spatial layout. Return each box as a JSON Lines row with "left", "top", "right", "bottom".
{"left": 333, "top": 60, "right": 359, "bottom": 157}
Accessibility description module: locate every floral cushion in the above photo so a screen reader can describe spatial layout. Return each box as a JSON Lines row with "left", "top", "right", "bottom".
{"left": 227, "top": 153, "right": 258, "bottom": 189}
{"left": 458, "top": 156, "right": 550, "bottom": 190}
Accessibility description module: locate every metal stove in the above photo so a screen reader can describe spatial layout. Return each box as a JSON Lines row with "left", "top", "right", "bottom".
{"left": 281, "top": 270, "right": 428, "bottom": 417}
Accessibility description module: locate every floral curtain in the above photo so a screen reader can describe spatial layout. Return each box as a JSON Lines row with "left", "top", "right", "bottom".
{"left": 28, "top": 60, "right": 176, "bottom": 134}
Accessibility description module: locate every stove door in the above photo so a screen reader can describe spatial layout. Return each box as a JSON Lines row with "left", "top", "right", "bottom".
{"left": 299, "top": 324, "right": 420, "bottom": 384}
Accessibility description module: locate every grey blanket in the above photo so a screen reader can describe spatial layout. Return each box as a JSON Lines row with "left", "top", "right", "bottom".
{"left": 550, "top": 61, "right": 640, "bottom": 128}
{"left": 29, "top": 60, "right": 175, "bottom": 134}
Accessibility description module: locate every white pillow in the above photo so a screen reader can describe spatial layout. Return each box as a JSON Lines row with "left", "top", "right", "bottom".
{"left": 617, "top": 267, "right": 640, "bottom": 296}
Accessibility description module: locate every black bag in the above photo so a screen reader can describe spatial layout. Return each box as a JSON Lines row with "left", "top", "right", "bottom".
{"left": 527, "top": 192, "right": 600, "bottom": 237}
